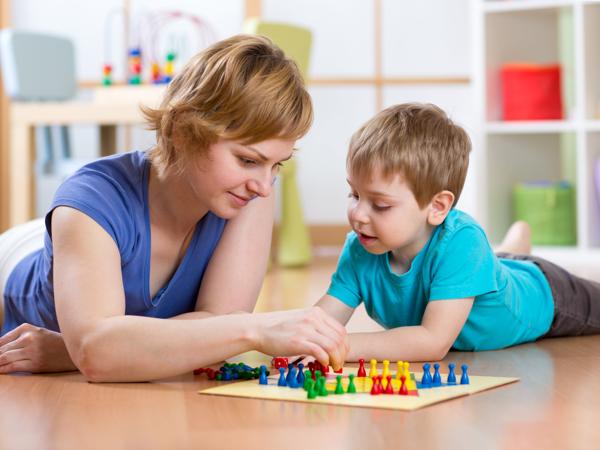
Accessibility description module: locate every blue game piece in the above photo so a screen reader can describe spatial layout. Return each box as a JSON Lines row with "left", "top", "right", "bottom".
{"left": 432, "top": 363, "right": 442, "bottom": 386}
{"left": 296, "top": 363, "right": 305, "bottom": 386}
{"left": 277, "top": 367, "right": 287, "bottom": 386}
{"left": 222, "top": 371, "right": 232, "bottom": 381}
{"left": 259, "top": 365, "right": 268, "bottom": 385}
{"left": 286, "top": 363, "right": 296, "bottom": 386}
{"left": 288, "top": 367, "right": 300, "bottom": 388}
{"left": 460, "top": 364, "right": 470, "bottom": 385}
{"left": 421, "top": 363, "right": 432, "bottom": 388}
{"left": 447, "top": 363, "right": 456, "bottom": 385}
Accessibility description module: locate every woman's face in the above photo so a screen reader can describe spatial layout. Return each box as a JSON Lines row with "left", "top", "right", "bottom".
{"left": 184, "top": 138, "right": 295, "bottom": 219}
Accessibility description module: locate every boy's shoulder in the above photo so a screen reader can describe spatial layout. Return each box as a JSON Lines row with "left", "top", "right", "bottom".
{"left": 429, "top": 209, "right": 492, "bottom": 262}
{"left": 440, "top": 208, "right": 486, "bottom": 237}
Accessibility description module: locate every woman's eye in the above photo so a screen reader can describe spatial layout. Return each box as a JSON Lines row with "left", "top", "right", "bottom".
{"left": 239, "top": 157, "right": 256, "bottom": 165}
{"left": 347, "top": 192, "right": 358, "bottom": 199}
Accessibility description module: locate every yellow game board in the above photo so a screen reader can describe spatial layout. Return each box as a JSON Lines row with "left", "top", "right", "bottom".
{"left": 197, "top": 352, "right": 519, "bottom": 411}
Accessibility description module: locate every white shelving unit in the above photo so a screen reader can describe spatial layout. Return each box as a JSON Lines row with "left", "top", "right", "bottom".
{"left": 472, "top": 0, "right": 600, "bottom": 263}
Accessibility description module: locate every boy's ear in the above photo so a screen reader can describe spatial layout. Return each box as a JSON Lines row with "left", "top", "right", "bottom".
{"left": 427, "top": 190, "right": 455, "bottom": 226}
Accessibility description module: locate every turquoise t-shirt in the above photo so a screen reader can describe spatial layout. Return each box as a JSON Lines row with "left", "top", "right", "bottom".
{"left": 327, "top": 209, "right": 554, "bottom": 351}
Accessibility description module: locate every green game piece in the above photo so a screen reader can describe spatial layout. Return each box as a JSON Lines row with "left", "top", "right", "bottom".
{"left": 315, "top": 370, "right": 322, "bottom": 379}
{"left": 318, "top": 376, "right": 328, "bottom": 397}
{"left": 307, "top": 380, "right": 317, "bottom": 399}
{"left": 215, "top": 373, "right": 222, "bottom": 381}
{"left": 303, "top": 371, "right": 312, "bottom": 391}
{"left": 347, "top": 374, "right": 357, "bottom": 394}
{"left": 335, "top": 375, "right": 344, "bottom": 394}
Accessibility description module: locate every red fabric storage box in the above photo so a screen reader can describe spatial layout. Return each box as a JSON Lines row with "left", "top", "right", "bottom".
{"left": 501, "top": 63, "right": 563, "bottom": 120}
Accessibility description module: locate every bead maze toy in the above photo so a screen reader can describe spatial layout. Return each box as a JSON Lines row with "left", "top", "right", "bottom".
{"left": 198, "top": 354, "right": 519, "bottom": 411}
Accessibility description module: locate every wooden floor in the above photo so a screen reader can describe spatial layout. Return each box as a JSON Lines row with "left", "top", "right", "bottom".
{"left": 1, "top": 254, "right": 599, "bottom": 450}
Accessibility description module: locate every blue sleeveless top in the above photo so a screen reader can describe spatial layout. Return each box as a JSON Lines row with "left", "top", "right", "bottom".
{"left": 2, "top": 151, "right": 226, "bottom": 334}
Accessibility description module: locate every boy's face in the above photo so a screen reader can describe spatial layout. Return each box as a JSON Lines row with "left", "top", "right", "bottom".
{"left": 346, "top": 169, "right": 433, "bottom": 260}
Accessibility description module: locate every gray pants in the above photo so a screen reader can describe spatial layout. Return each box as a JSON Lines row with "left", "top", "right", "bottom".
{"left": 497, "top": 253, "right": 600, "bottom": 337}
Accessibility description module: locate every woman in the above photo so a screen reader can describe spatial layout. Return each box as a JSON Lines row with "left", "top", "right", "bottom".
{"left": 0, "top": 35, "right": 347, "bottom": 381}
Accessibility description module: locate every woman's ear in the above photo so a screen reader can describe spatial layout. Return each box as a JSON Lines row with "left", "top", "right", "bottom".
{"left": 427, "top": 190, "right": 455, "bottom": 226}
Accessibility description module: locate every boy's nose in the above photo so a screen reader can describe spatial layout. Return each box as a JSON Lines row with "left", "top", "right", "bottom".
{"left": 349, "top": 203, "right": 369, "bottom": 224}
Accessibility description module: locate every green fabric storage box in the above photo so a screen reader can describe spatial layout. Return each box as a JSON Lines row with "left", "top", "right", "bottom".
{"left": 512, "top": 181, "right": 576, "bottom": 245}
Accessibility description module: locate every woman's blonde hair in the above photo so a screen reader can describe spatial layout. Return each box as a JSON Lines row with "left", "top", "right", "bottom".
{"left": 142, "top": 34, "right": 313, "bottom": 172}
{"left": 347, "top": 103, "right": 472, "bottom": 208}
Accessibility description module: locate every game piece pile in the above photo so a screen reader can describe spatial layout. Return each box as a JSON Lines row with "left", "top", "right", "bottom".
{"left": 194, "top": 362, "right": 266, "bottom": 381}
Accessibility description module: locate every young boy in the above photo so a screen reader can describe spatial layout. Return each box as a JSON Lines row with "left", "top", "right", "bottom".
{"left": 317, "top": 103, "right": 600, "bottom": 362}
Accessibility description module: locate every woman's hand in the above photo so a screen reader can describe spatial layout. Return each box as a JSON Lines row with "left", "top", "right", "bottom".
{"left": 0, "top": 323, "right": 77, "bottom": 373}
{"left": 252, "top": 307, "right": 348, "bottom": 370}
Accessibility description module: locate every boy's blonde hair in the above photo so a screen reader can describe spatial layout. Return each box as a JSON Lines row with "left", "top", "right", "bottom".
{"left": 142, "top": 34, "right": 313, "bottom": 172}
{"left": 347, "top": 103, "right": 471, "bottom": 207}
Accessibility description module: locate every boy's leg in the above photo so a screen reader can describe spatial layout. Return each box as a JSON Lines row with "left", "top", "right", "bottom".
{"left": 496, "top": 252, "right": 600, "bottom": 337}
{"left": 495, "top": 221, "right": 531, "bottom": 255}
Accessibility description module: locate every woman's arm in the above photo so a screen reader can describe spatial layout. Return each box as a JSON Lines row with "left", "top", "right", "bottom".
{"left": 166, "top": 194, "right": 274, "bottom": 321}
{"left": 52, "top": 206, "right": 346, "bottom": 382}
{"left": 192, "top": 193, "right": 275, "bottom": 315}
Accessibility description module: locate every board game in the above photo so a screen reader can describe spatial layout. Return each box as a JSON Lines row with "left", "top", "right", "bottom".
{"left": 197, "top": 352, "right": 519, "bottom": 411}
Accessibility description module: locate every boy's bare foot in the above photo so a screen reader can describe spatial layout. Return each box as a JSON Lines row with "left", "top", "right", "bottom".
{"left": 495, "top": 221, "right": 532, "bottom": 255}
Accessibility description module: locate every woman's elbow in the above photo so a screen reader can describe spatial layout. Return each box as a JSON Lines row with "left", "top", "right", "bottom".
{"left": 73, "top": 335, "right": 112, "bottom": 382}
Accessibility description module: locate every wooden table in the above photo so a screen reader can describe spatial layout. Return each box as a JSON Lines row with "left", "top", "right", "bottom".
{"left": 5, "top": 85, "right": 165, "bottom": 228}
{"left": 1, "top": 335, "right": 599, "bottom": 450}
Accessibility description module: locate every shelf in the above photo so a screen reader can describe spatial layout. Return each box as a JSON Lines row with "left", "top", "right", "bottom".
{"left": 486, "top": 120, "right": 577, "bottom": 133}
{"left": 476, "top": 1, "right": 597, "bottom": 261}
{"left": 585, "top": 120, "right": 600, "bottom": 130}
{"left": 484, "top": 1, "right": 574, "bottom": 13}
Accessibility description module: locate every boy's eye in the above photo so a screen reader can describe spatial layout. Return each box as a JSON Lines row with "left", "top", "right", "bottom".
{"left": 373, "top": 204, "right": 391, "bottom": 212}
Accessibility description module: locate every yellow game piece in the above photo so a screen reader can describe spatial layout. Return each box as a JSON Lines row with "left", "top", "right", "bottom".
{"left": 369, "top": 359, "right": 378, "bottom": 378}
{"left": 382, "top": 360, "right": 390, "bottom": 380}
{"left": 396, "top": 360, "right": 404, "bottom": 380}
{"left": 404, "top": 362, "right": 417, "bottom": 391}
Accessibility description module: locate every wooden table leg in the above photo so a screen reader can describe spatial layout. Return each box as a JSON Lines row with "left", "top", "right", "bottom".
{"left": 8, "top": 123, "right": 36, "bottom": 227}
{"left": 100, "top": 125, "right": 116, "bottom": 156}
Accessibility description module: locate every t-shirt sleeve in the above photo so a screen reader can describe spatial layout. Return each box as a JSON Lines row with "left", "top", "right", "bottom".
{"left": 45, "top": 169, "right": 136, "bottom": 257}
{"left": 326, "top": 234, "right": 362, "bottom": 308}
{"left": 429, "top": 225, "right": 498, "bottom": 301}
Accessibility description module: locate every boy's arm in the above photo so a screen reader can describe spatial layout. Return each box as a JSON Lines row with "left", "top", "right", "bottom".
{"left": 346, "top": 297, "right": 474, "bottom": 362}
{"left": 315, "top": 294, "right": 356, "bottom": 326}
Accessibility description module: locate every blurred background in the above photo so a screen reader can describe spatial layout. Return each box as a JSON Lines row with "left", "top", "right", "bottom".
{"left": 1, "top": 0, "right": 599, "bottom": 274}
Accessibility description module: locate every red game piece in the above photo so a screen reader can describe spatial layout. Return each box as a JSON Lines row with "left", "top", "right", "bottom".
{"left": 385, "top": 375, "right": 394, "bottom": 394}
{"left": 357, "top": 358, "right": 366, "bottom": 377}
{"left": 193, "top": 368, "right": 205, "bottom": 375}
{"left": 312, "top": 361, "right": 330, "bottom": 374}
{"left": 371, "top": 376, "right": 384, "bottom": 395}
{"left": 399, "top": 375, "right": 408, "bottom": 395}
{"left": 272, "top": 357, "right": 289, "bottom": 370}
{"left": 206, "top": 369, "right": 216, "bottom": 380}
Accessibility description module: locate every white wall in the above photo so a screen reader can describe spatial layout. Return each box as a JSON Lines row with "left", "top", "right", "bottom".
{"left": 12, "top": 0, "right": 476, "bottom": 223}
